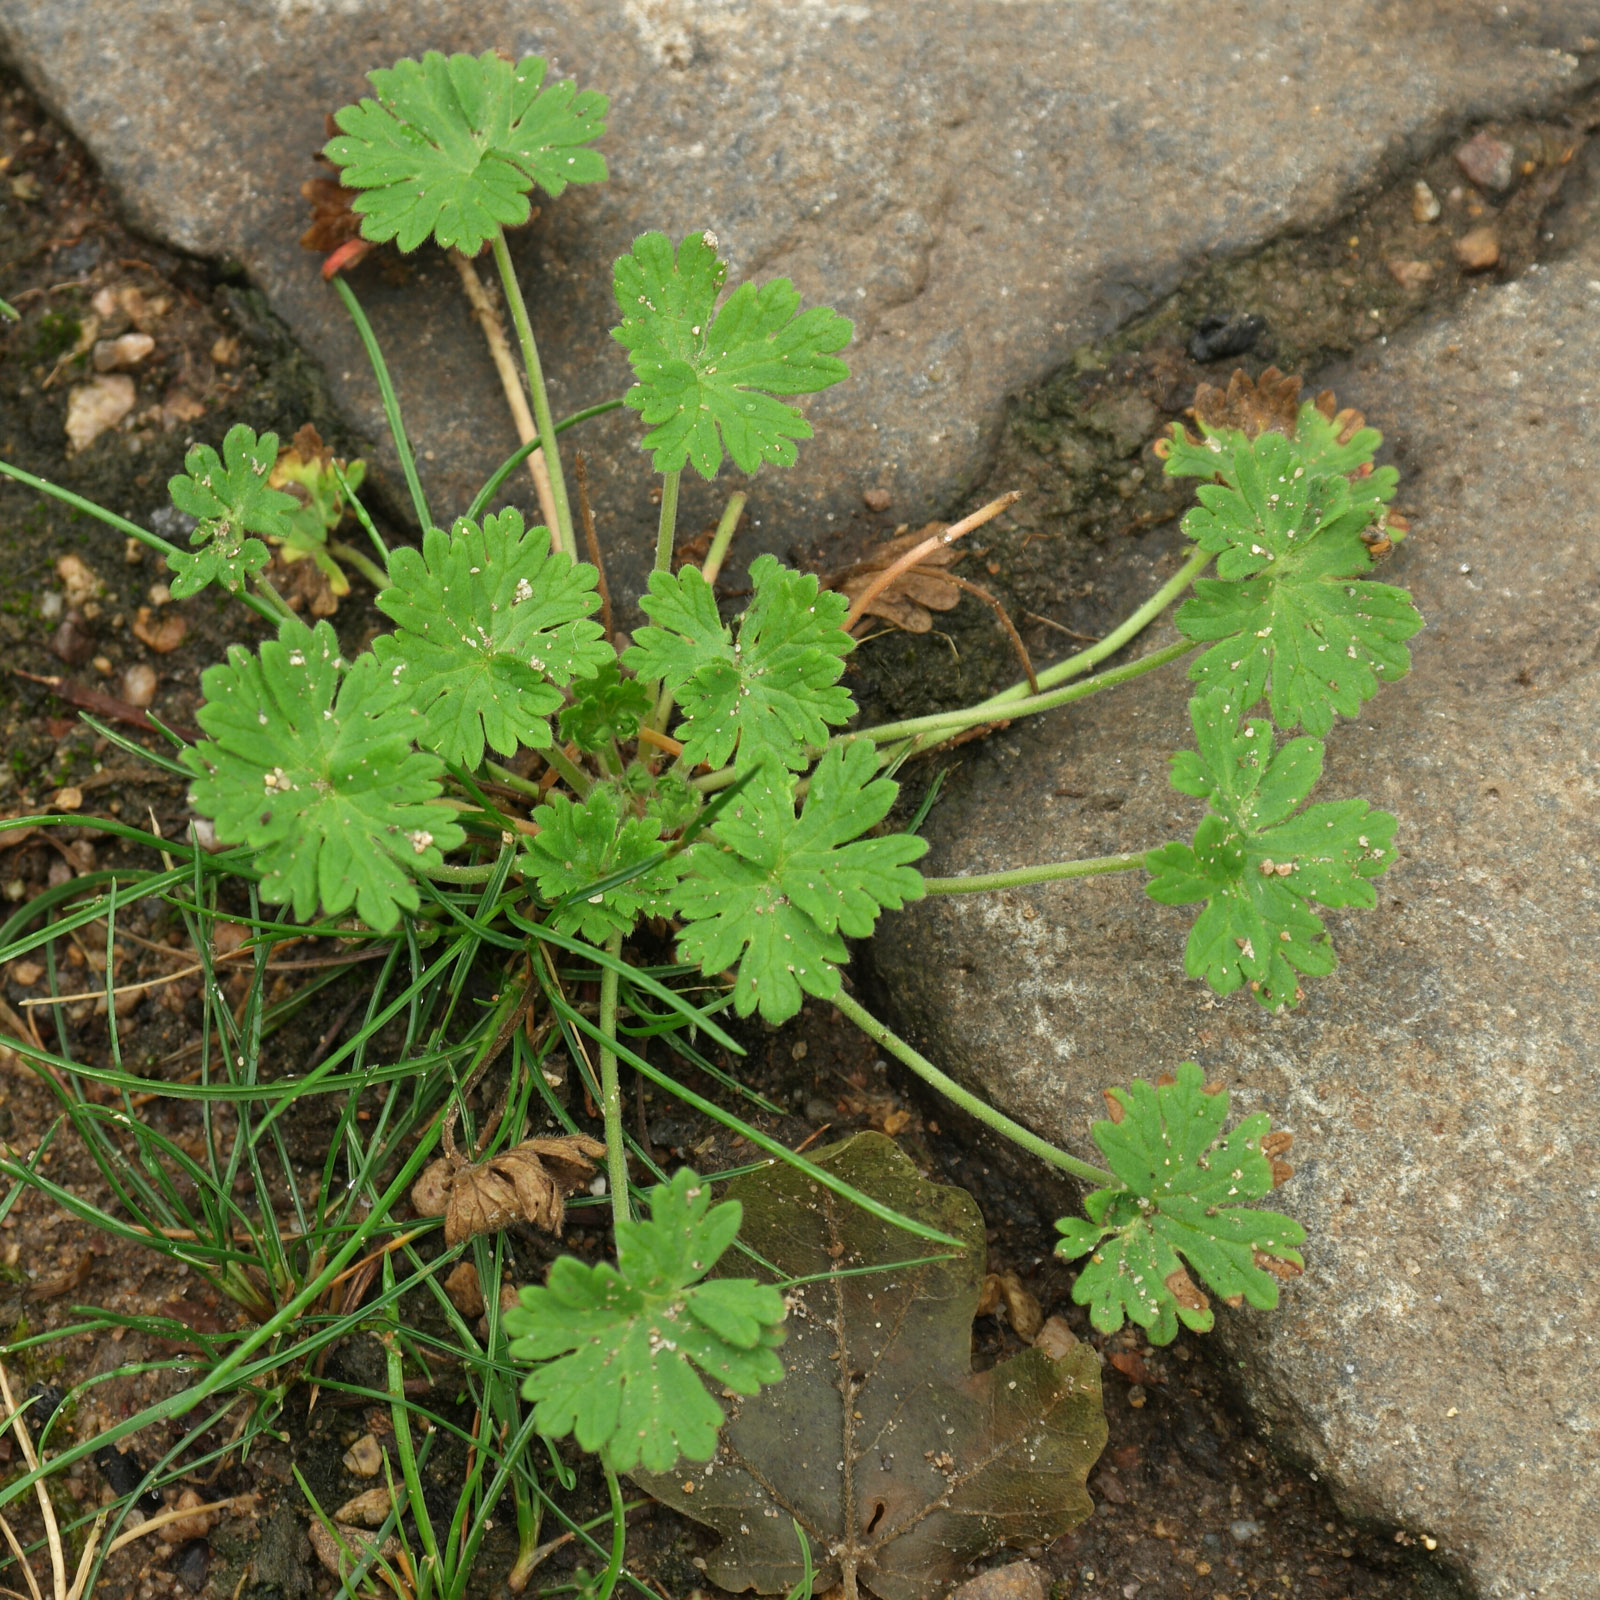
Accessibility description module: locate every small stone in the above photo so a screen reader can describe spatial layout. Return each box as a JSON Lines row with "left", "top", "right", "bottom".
{"left": 308, "top": 1520, "right": 397, "bottom": 1580}
{"left": 10, "top": 961, "right": 44, "bottom": 987}
{"left": 1411, "top": 180, "right": 1441, "bottom": 222}
{"left": 1386, "top": 259, "right": 1434, "bottom": 289}
{"left": 64, "top": 374, "right": 136, "bottom": 453}
{"left": 147, "top": 582, "right": 171, "bottom": 606}
{"left": 132, "top": 605, "right": 187, "bottom": 653}
{"left": 1229, "top": 1519, "right": 1263, "bottom": 1544}
{"left": 863, "top": 486, "right": 892, "bottom": 512}
{"left": 1455, "top": 130, "right": 1515, "bottom": 193}
{"left": 443, "top": 1260, "right": 485, "bottom": 1318}
{"left": 1455, "top": 226, "right": 1500, "bottom": 272}
{"left": 172, "top": 1539, "right": 210, "bottom": 1592}
{"left": 947, "top": 1559, "right": 1047, "bottom": 1600}
{"left": 92, "top": 655, "right": 113, "bottom": 676}
{"left": 53, "top": 786, "right": 83, "bottom": 812}
{"left": 50, "top": 610, "right": 97, "bottom": 666}
{"left": 123, "top": 537, "right": 144, "bottom": 565}
{"left": 210, "top": 335, "right": 240, "bottom": 365}
{"left": 91, "top": 331, "right": 155, "bottom": 371}
{"left": 342, "top": 1433, "right": 383, "bottom": 1478}
{"left": 56, "top": 554, "right": 101, "bottom": 607}
{"left": 39, "top": 591, "right": 63, "bottom": 622}
{"left": 122, "top": 663, "right": 158, "bottom": 707}
{"left": 157, "top": 1489, "right": 215, "bottom": 1544}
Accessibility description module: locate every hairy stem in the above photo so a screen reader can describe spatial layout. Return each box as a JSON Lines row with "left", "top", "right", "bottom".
{"left": 922, "top": 851, "right": 1149, "bottom": 893}
{"left": 830, "top": 991, "right": 1114, "bottom": 1186}
{"left": 331, "top": 275, "right": 432, "bottom": 534}
{"left": 490, "top": 232, "right": 575, "bottom": 558}
{"left": 541, "top": 744, "right": 592, "bottom": 799}
{"left": 700, "top": 491, "right": 747, "bottom": 587}
{"left": 449, "top": 247, "right": 562, "bottom": 546}
{"left": 653, "top": 468, "right": 681, "bottom": 574}
{"left": 598, "top": 932, "right": 631, "bottom": 1232}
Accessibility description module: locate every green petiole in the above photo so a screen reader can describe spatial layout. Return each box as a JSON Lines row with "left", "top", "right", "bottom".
{"left": 921, "top": 851, "right": 1149, "bottom": 894}
{"left": 491, "top": 230, "right": 576, "bottom": 558}
{"left": 830, "top": 991, "right": 1114, "bottom": 1188}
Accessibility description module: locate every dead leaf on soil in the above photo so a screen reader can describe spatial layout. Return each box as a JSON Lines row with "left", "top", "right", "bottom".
{"left": 410, "top": 1135, "right": 606, "bottom": 1246}
{"left": 825, "top": 524, "right": 964, "bottom": 634}
{"left": 633, "top": 1133, "right": 1106, "bottom": 1600}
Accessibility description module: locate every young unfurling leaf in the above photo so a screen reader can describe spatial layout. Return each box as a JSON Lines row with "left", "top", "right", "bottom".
{"left": 558, "top": 661, "right": 653, "bottom": 753}
{"left": 505, "top": 1168, "right": 786, "bottom": 1473}
{"left": 372, "top": 510, "right": 609, "bottom": 770}
{"left": 519, "top": 784, "right": 683, "bottom": 943}
{"left": 623, "top": 554, "right": 854, "bottom": 772}
{"left": 325, "top": 51, "right": 607, "bottom": 256}
{"left": 180, "top": 618, "right": 464, "bottom": 932}
{"left": 612, "top": 230, "right": 851, "bottom": 477}
{"left": 1055, "top": 1062, "right": 1305, "bottom": 1345}
{"left": 672, "top": 741, "right": 926, "bottom": 1023}
{"left": 165, "top": 424, "right": 298, "bottom": 598}
{"left": 1144, "top": 689, "right": 1396, "bottom": 1008}
{"left": 1163, "top": 424, "right": 1421, "bottom": 735}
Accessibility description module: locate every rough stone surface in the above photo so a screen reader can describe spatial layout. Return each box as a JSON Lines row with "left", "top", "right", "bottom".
{"left": 873, "top": 239, "right": 1600, "bottom": 1598}
{"left": 948, "top": 1559, "right": 1048, "bottom": 1600}
{"left": 2, "top": 1, "right": 1598, "bottom": 602}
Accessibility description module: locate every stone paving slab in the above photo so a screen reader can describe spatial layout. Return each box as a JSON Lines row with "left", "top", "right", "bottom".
{"left": 873, "top": 236, "right": 1600, "bottom": 1599}
{"left": 1, "top": 0, "right": 1596, "bottom": 601}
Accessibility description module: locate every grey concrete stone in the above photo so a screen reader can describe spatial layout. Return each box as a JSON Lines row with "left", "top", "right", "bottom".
{"left": 872, "top": 239, "right": 1600, "bottom": 1597}
{"left": 2, "top": 1, "right": 1597, "bottom": 603}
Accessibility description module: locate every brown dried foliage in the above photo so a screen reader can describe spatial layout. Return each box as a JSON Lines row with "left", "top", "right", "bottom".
{"left": 411, "top": 1134, "right": 606, "bottom": 1246}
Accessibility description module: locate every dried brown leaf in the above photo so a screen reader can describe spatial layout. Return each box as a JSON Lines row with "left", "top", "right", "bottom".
{"left": 410, "top": 1136, "right": 606, "bottom": 1246}
{"left": 825, "top": 524, "right": 965, "bottom": 633}
{"left": 634, "top": 1133, "right": 1105, "bottom": 1600}
{"left": 1192, "top": 365, "right": 1303, "bottom": 440}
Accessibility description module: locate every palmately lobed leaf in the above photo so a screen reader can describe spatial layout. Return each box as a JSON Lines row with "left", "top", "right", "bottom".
{"left": 165, "top": 423, "right": 299, "bottom": 598}
{"left": 624, "top": 554, "right": 855, "bottom": 772}
{"left": 180, "top": 617, "right": 464, "bottom": 932}
{"left": 1145, "top": 690, "right": 1396, "bottom": 1008}
{"left": 506, "top": 1169, "right": 786, "bottom": 1474}
{"left": 372, "top": 509, "right": 609, "bottom": 769}
{"left": 612, "top": 230, "right": 852, "bottom": 477}
{"left": 671, "top": 741, "right": 926, "bottom": 1023}
{"left": 1055, "top": 1062, "right": 1306, "bottom": 1345}
{"left": 325, "top": 50, "right": 608, "bottom": 257}
{"left": 518, "top": 784, "right": 684, "bottom": 943}
{"left": 1163, "top": 422, "right": 1422, "bottom": 736}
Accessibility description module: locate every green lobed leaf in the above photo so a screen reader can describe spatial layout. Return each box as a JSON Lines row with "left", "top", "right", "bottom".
{"left": 372, "top": 509, "right": 610, "bottom": 769}
{"left": 519, "top": 784, "right": 684, "bottom": 943}
{"left": 557, "top": 660, "right": 653, "bottom": 753}
{"left": 165, "top": 424, "right": 299, "bottom": 598}
{"left": 623, "top": 554, "right": 855, "bottom": 772}
{"left": 1165, "top": 424, "right": 1421, "bottom": 735}
{"left": 671, "top": 741, "right": 926, "bottom": 1024}
{"left": 1144, "top": 689, "right": 1396, "bottom": 1008}
{"left": 505, "top": 1168, "right": 786, "bottom": 1474}
{"left": 179, "top": 617, "right": 464, "bottom": 932}
{"left": 1054, "top": 1062, "right": 1306, "bottom": 1345}
{"left": 612, "top": 230, "right": 852, "bottom": 477}
{"left": 325, "top": 51, "right": 608, "bottom": 256}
